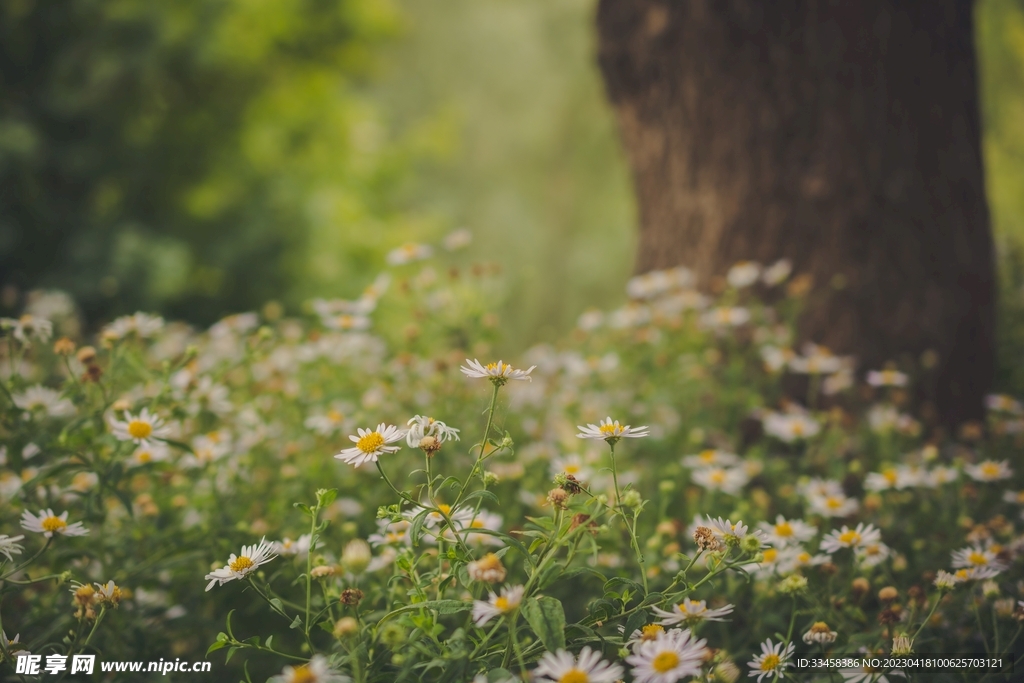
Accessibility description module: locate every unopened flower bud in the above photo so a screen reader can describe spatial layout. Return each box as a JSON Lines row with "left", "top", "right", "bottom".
{"left": 311, "top": 565, "right": 336, "bottom": 579}
{"left": 482, "top": 471, "right": 500, "bottom": 486}
{"left": 711, "top": 661, "right": 740, "bottom": 683}
{"left": 621, "top": 489, "right": 642, "bottom": 508}
{"left": 878, "top": 586, "right": 898, "bottom": 602}
{"left": 778, "top": 575, "right": 808, "bottom": 595}
{"left": 341, "top": 539, "right": 372, "bottom": 575}
{"left": 53, "top": 337, "right": 76, "bottom": 356}
{"left": 852, "top": 577, "right": 870, "bottom": 597}
{"left": 76, "top": 346, "right": 97, "bottom": 364}
{"left": 740, "top": 534, "right": 762, "bottom": 554}
{"left": 891, "top": 634, "right": 913, "bottom": 655}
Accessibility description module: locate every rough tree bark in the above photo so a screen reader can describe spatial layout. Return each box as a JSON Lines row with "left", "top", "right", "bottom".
{"left": 596, "top": 0, "right": 995, "bottom": 427}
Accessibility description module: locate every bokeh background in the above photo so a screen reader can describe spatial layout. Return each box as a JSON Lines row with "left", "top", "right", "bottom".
{"left": 2, "top": 0, "right": 1023, "bottom": 366}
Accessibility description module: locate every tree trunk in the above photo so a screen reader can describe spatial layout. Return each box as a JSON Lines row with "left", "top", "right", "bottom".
{"left": 596, "top": 0, "right": 995, "bottom": 427}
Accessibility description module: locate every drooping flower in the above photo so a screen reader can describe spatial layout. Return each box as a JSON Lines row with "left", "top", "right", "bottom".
{"left": 205, "top": 538, "right": 278, "bottom": 591}
{"left": 334, "top": 424, "right": 405, "bottom": 468}
{"left": 802, "top": 622, "right": 837, "bottom": 645}
{"left": 533, "top": 646, "right": 624, "bottom": 683}
{"left": 627, "top": 627, "right": 709, "bottom": 683}
{"left": 20, "top": 509, "right": 89, "bottom": 538}
{"left": 0, "top": 534, "right": 25, "bottom": 561}
{"left": 405, "top": 415, "right": 460, "bottom": 450}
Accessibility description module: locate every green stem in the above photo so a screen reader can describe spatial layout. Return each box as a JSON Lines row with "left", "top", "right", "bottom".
{"left": 453, "top": 382, "right": 501, "bottom": 509}
{"left": 305, "top": 502, "right": 318, "bottom": 637}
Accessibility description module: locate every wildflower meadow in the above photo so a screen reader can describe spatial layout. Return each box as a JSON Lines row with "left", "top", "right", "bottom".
{"left": 1, "top": 244, "right": 1023, "bottom": 683}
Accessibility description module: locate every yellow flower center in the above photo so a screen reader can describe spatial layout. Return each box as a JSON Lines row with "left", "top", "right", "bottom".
{"left": 127, "top": 420, "right": 153, "bottom": 439}
{"left": 1016, "top": 492, "right": 1024, "bottom": 504}
{"left": 494, "top": 597, "right": 511, "bottom": 611}
{"left": 328, "top": 409, "right": 344, "bottom": 422}
{"left": 763, "top": 548, "right": 778, "bottom": 562}
{"left": 229, "top": 556, "right": 254, "bottom": 572}
{"left": 356, "top": 432, "right": 385, "bottom": 454}
{"left": 775, "top": 522, "right": 793, "bottom": 537}
{"left": 599, "top": 423, "right": 620, "bottom": 435}
{"left": 290, "top": 665, "right": 316, "bottom": 683}
{"left": 863, "top": 544, "right": 881, "bottom": 556}
{"left": 653, "top": 651, "right": 680, "bottom": 673}
{"left": 700, "top": 450, "right": 716, "bottom": 463}
{"left": 981, "top": 463, "right": 1001, "bottom": 477}
{"left": 42, "top": 516, "right": 67, "bottom": 533}
{"left": 968, "top": 551, "right": 989, "bottom": 566}
{"left": 825, "top": 496, "right": 843, "bottom": 509}
{"left": 564, "top": 464, "right": 581, "bottom": 474}
{"left": 437, "top": 504, "right": 452, "bottom": 515}
{"left": 883, "top": 469, "right": 898, "bottom": 484}
{"left": 838, "top": 530, "right": 861, "bottom": 545}
{"left": 471, "top": 520, "right": 485, "bottom": 528}
{"left": 558, "top": 669, "right": 589, "bottom": 683}
{"left": 709, "top": 470, "right": 726, "bottom": 484}
{"left": 791, "top": 422, "right": 804, "bottom": 436}
{"left": 485, "top": 362, "right": 500, "bottom": 372}
{"left": 640, "top": 624, "right": 664, "bottom": 641}
{"left": 137, "top": 450, "right": 152, "bottom": 463}
{"left": 796, "top": 552, "right": 811, "bottom": 564}
{"left": 760, "top": 654, "right": 780, "bottom": 671}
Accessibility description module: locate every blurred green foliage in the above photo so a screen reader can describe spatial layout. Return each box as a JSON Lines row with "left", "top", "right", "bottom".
{"left": 5, "top": 0, "right": 1024, "bottom": 366}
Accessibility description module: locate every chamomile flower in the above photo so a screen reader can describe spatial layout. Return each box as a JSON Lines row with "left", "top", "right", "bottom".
{"left": 933, "top": 570, "right": 962, "bottom": 590}
{"left": 820, "top": 523, "right": 882, "bottom": 554}
{"left": 460, "top": 359, "right": 536, "bottom": 383}
{"left": 533, "top": 646, "right": 624, "bottom": 683}
{"left": 1, "top": 314, "right": 52, "bottom": 345}
{"left": 204, "top": 538, "right": 277, "bottom": 591}
{"left": 550, "top": 454, "right": 595, "bottom": 481}
{"left": 269, "top": 654, "right": 350, "bottom": 683}
{"left": 926, "top": 466, "right": 958, "bottom": 486}
{"left": 1, "top": 630, "right": 28, "bottom": 656}
{"left": 20, "top": 509, "right": 89, "bottom": 537}
{"left": 681, "top": 449, "right": 741, "bottom": 469}
{"left": 807, "top": 491, "right": 859, "bottom": 518}
{"left": 951, "top": 545, "right": 1008, "bottom": 574}
{"left": 0, "top": 534, "right": 24, "bottom": 561}
{"left": 651, "top": 597, "right": 734, "bottom": 626}
{"left": 866, "top": 369, "right": 909, "bottom": 387}
{"left": 109, "top": 408, "right": 172, "bottom": 446}
{"left": 748, "top": 639, "right": 795, "bottom": 682}
{"left": 802, "top": 622, "right": 838, "bottom": 645}
{"left": 627, "top": 627, "right": 709, "bottom": 683}
{"left": 576, "top": 417, "right": 649, "bottom": 442}
{"left": 757, "top": 516, "right": 816, "bottom": 548}
{"left": 128, "top": 441, "right": 171, "bottom": 467}
{"left": 964, "top": 460, "right": 1013, "bottom": 482}
{"left": 12, "top": 385, "right": 75, "bottom": 418}
{"left": 701, "top": 306, "right": 751, "bottom": 328}
{"left": 855, "top": 541, "right": 892, "bottom": 568}
{"left": 621, "top": 623, "right": 666, "bottom": 652}
{"left": 1003, "top": 490, "right": 1024, "bottom": 505}
{"left": 334, "top": 424, "right": 405, "bottom": 468}
{"left": 727, "top": 261, "right": 762, "bottom": 289}
{"left": 706, "top": 517, "right": 756, "bottom": 544}
{"left": 762, "top": 259, "right": 792, "bottom": 286}
{"left": 385, "top": 242, "right": 433, "bottom": 266}
{"left": 775, "top": 547, "right": 830, "bottom": 575}
{"left": 274, "top": 534, "right": 313, "bottom": 556}
{"left": 305, "top": 404, "right": 354, "bottom": 436}
{"left": 763, "top": 411, "right": 821, "bottom": 442}
{"left": 692, "top": 466, "right": 750, "bottom": 495}
{"left": 104, "top": 313, "right": 165, "bottom": 339}
{"left": 472, "top": 585, "right": 524, "bottom": 626}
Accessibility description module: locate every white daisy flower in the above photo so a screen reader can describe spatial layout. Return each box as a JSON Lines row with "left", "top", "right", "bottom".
{"left": 269, "top": 654, "right": 350, "bottom": 683}
{"left": 334, "top": 424, "right": 405, "bottom": 468}
{"left": 550, "top": 453, "right": 595, "bottom": 481}
{"left": 12, "top": 385, "right": 75, "bottom": 418}
{"left": 104, "top": 312, "right": 165, "bottom": 339}
{"left": 20, "top": 509, "right": 89, "bottom": 538}
{"left": 727, "top": 261, "right": 762, "bottom": 289}
{"left": 304, "top": 404, "right": 353, "bottom": 436}
{"left": 964, "top": 460, "right": 1013, "bottom": 482}
{"left": 757, "top": 516, "right": 816, "bottom": 548}
{"left": 933, "top": 570, "right": 962, "bottom": 590}
{"left": 405, "top": 415, "right": 460, "bottom": 448}
{"left": 1, "top": 314, "right": 52, "bottom": 345}
{"left": 681, "top": 449, "right": 741, "bottom": 469}
{"left": 952, "top": 566, "right": 1003, "bottom": 582}
{"left": 789, "top": 353, "right": 844, "bottom": 375}
{"left": 460, "top": 359, "right": 535, "bottom": 383}
{"left": 701, "top": 306, "right": 750, "bottom": 328}
{"left": 986, "top": 394, "right": 1024, "bottom": 415}
{"left": 775, "top": 547, "right": 830, "bottom": 575}
{"left": 274, "top": 534, "right": 314, "bottom": 556}
{"left": 951, "top": 545, "right": 1008, "bottom": 575}
{"left": 864, "top": 468, "right": 901, "bottom": 491}
{"left": 204, "top": 538, "right": 278, "bottom": 591}
{"left": 0, "top": 534, "right": 25, "bottom": 561}
{"left": 322, "top": 313, "right": 371, "bottom": 332}
{"left": 109, "top": 408, "right": 172, "bottom": 446}
{"left": 463, "top": 510, "right": 504, "bottom": 547}
{"left": 1, "top": 630, "right": 28, "bottom": 656}
{"left": 820, "top": 523, "right": 882, "bottom": 554}
{"left": 762, "top": 259, "right": 792, "bottom": 286}
{"left": 802, "top": 622, "right": 838, "bottom": 645}
{"left": 576, "top": 417, "right": 649, "bottom": 441}
{"left": 533, "top": 646, "right": 624, "bottom": 683}
{"left": 620, "top": 623, "right": 667, "bottom": 652}
{"left": 748, "top": 638, "right": 795, "bottom": 682}
{"left": 627, "top": 627, "right": 709, "bottom": 683}
{"left": 472, "top": 585, "right": 524, "bottom": 626}
{"left": 651, "top": 598, "right": 734, "bottom": 626}
{"left": 1003, "top": 490, "right": 1024, "bottom": 505}
{"left": 807, "top": 491, "right": 859, "bottom": 518}
{"left": 706, "top": 517, "right": 755, "bottom": 544}
{"left": 386, "top": 242, "right": 433, "bottom": 266}
{"left": 128, "top": 440, "right": 172, "bottom": 467}
{"left": 856, "top": 542, "right": 892, "bottom": 568}
{"left": 692, "top": 466, "right": 749, "bottom": 495}
{"left": 926, "top": 466, "right": 958, "bottom": 487}
{"left": 763, "top": 411, "right": 821, "bottom": 442}
{"left": 368, "top": 519, "right": 413, "bottom": 547}
{"left": 866, "top": 369, "right": 909, "bottom": 387}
